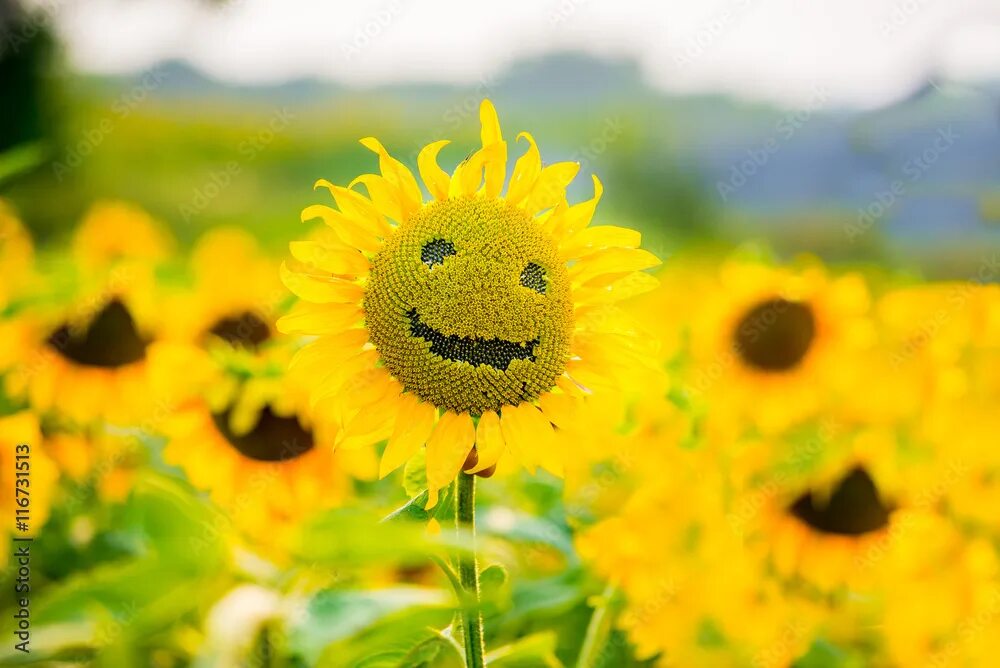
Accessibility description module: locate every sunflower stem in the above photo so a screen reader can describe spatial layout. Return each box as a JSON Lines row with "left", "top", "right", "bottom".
{"left": 456, "top": 471, "right": 486, "bottom": 668}
{"left": 576, "top": 583, "right": 618, "bottom": 668}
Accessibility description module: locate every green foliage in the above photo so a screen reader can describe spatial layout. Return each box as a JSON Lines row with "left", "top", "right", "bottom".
{"left": 0, "top": 473, "right": 230, "bottom": 665}
{"left": 287, "top": 588, "right": 452, "bottom": 666}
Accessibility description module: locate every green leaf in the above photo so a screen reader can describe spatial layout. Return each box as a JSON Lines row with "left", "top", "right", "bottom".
{"left": 479, "top": 563, "right": 512, "bottom": 613}
{"left": 0, "top": 556, "right": 228, "bottom": 665}
{"left": 403, "top": 449, "right": 428, "bottom": 497}
{"left": 383, "top": 491, "right": 433, "bottom": 523}
{"left": 480, "top": 564, "right": 509, "bottom": 590}
{"left": 0, "top": 141, "right": 46, "bottom": 185}
{"left": 503, "top": 570, "right": 588, "bottom": 628}
{"left": 297, "top": 508, "right": 469, "bottom": 566}
{"left": 398, "top": 630, "right": 465, "bottom": 668}
{"left": 479, "top": 508, "right": 577, "bottom": 561}
{"left": 382, "top": 484, "right": 455, "bottom": 526}
{"left": 289, "top": 588, "right": 449, "bottom": 664}
{"left": 486, "top": 632, "right": 563, "bottom": 668}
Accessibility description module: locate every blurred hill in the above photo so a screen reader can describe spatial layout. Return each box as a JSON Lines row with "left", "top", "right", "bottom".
{"left": 2, "top": 51, "right": 998, "bottom": 278}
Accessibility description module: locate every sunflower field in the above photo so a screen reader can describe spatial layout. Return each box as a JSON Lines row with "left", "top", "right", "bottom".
{"left": 2, "top": 24, "right": 1000, "bottom": 667}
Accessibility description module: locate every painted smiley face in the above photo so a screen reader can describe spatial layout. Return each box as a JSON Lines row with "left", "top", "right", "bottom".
{"left": 364, "top": 197, "right": 574, "bottom": 414}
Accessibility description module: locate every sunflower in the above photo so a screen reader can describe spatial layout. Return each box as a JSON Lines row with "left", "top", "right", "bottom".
{"left": 1, "top": 412, "right": 59, "bottom": 570}
{"left": 735, "top": 427, "right": 914, "bottom": 591}
{"left": 1, "top": 290, "right": 163, "bottom": 425}
{"left": 279, "top": 100, "right": 660, "bottom": 507}
{"left": 687, "top": 259, "right": 873, "bottom": 435}
{"left": 0, "top": 198, "right": 35, "bottom": 311}
{"left": 161, "top": 345, "right": 373, "bottom": 548}
{"left": 72, "top": 200, "right": 173, "bottom": 273}
{"left": 0, "top": 203, "right": 171, "bottom": 425}
{"left": 883, "top": 282, "right": 1000, "bottom": 533}
{"left": 577, "top": 437, "right": 818, "bottom": 666}
{"left": 148, "top": 227, "right": 288, "bottom": 407}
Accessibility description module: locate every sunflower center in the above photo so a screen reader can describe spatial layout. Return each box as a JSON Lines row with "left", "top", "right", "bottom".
{"left": 47, "top": 299, "right": 149, "bottom": 368}
{"left": 789, "top": 467, "right": 891, "bottom": 536}
{"left": 364, "top": 197, "right": 573, "bottom": 415}
{"left": 211, "top": 406, "right": 314, "bottom": 462}
{"left": 206, "top": 311, "right": 271, "bottom": 350}
{"left": 733, "top": 298, "right": 816, "bottom": 371}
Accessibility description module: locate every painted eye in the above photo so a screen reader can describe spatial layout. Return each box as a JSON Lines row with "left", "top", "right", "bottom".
{"left": 520, "top": 262, "right": 547, "bottom": 295}
{"left": 421, "top": 239, "right": 456, "bottom": 268}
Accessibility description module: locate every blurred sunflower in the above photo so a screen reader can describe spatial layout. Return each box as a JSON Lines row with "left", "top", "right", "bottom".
{"left": 280, "top": 100, "right": 660, "bottom": 507}
{"left": 903, "top": 283, "right": 1000, "bottom": 533}
{"left": 738, "top": 428, "right": 908, "bottom": 591}
{"left": 577, "top": 439, "right": 818, "bottom": 666}
{"left": 148, "top": 227, "right": 287, "bottom": 406}
{"left": 0, "top": 198, "right": 35, "bottom": 310}
{"left": 162, "top": 343, "right": 374, "bottom": 548}
{"left": 72, "top": 200, "right": 173, "bottom": 272}
{"left": 688, "top": 259, "right": 873, "bottom": 434}
{"left": 1, "top": 412, "right": 59, "bottom": 568}
{"left": 41, "top": 424, "right": 149, "bottom": 504}
{"left": 0, "top": 202, "right": 171, "bottom": 425}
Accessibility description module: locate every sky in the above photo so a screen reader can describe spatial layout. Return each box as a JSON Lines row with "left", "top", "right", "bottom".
{"left": 36, "top": 0, "right": 1000, "bottom": 109}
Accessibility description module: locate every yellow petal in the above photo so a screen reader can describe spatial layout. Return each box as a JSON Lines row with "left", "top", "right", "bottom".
{"left": 469, "top": 410, "right": 504, "bottom": 473}
{"left": 424, "top": 411, "right": 475, "bottom": 509}
{"left": 555, "top": 374, "right": 588, "bottom": 399}
{"left": 359, "top": 136, "right": 423, "bottom": 216}
{"left": 538, "top": 392, "right": 578, "bottom": 430}
{"left": 306, "top": 350, "right": 378, "bottom": 408}
{"left": 338, "top": 401, "right": 397, "bottom": 450}
{"left": 448, "top": 143, "right": 504, "bottom": 198}
{"left": 380, "top": 394, "right": 437, "bottom": 478}
{"left": 499, "top": 403, "right": 556, "bottom": 474}
{"left": 350, "top": 174, "right": 405, "bottom": 224}
{"left": 289, "top": 241, "right": 369, "bottom": 277}
{"left": 289, "top": 330, "right": 370, "bottom": 378}
{"left": 301, "top": 204, "right": 382, "bottom": 253}
{"left": 505, "top": 132, "right": 541, "bottom": 205}
{"left": 280, "top": 261, "right": 364, "bottom": 304}
{"left": 574, "top": 271, "right": 659, "bottom": 305}
{"left": 522, "top": 161, "right": 580, "bottom": 215}
{"left": 479, "top": 100, "right": 507, "bottom": 199}
{"left": 560, "top": 226, "right": 641, "bottom": 261}
{"left": 276, "top": 302, "right": 363, "bottom": 335}
{"left": 547, "top": 175, "right": 603, "bottom": 241}
{"left": 328, "top": 184, "right": 392, "bottom": 238}
{"left": 418, "top": 140, "right": 452, "bottom": 200}
{"left": 479, "top": 99, "right": 503, "bottom": 146}
{"left": 568, "top": 248, "right": 661, "bottom": 287}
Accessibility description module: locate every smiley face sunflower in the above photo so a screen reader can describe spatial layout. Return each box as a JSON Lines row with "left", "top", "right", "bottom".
{"left": 280, "top": 100, "right": 659, "bottom": 506}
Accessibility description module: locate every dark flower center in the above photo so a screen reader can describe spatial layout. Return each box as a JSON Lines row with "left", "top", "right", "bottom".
{"left": 789, "top": 467, "right": 892, "bottom": 536}
{"left": 47, "top": 299, "right": 149, "bottom": 368}
{"left": 206, "top": 311, "right": 271, "bottom": 350}
{"left": 733, "top": 298, "right": 816, "bottom": 372}
{"left": 211, "top": 406, "right": 314, "bottom": 462}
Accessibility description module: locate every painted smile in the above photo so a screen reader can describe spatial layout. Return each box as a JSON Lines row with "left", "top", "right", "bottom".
{"left": 407, "top": 308, "right": 538, "bottom": 371}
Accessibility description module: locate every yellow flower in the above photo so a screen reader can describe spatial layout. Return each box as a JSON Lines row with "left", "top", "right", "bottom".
{"left": 577, "top": 440, "right": 818, "bottom": 666}
{"left": 1, "top": 412, "right": 59, "bottom": 567}
{"left": 280, "top": 100, "right": 660, "bottom": 507}
{"left": 73, "top": 200, "right": 173, "bottom": 273}
{"left": 1, "top": 203, "right": 172, "bottom": 425}
{"left": 161, "top": 356, "right": 374, "bottom": 549}
{"left": 2, "top": 293, "right": 162, "bottom": 425}
{"left": 148, "top": 227, "right": 287, "bottom": 407}
{"left": 0, "top": 199, "right": 35, "bottom": 310}
{"left": 45, "top": 426, "right": 151, "bottom": 503}
{"left": 686, "top": 259, "right": 873, "bottom": 435}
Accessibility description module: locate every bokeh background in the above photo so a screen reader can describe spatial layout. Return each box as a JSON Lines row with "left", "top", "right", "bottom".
{"left": 1, "top": 1, "right": 999, "bottom": 666}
